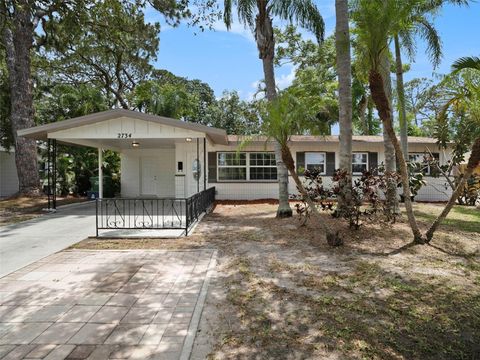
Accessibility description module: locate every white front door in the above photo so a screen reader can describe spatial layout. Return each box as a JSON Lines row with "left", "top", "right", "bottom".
{"left": 141, "top": 156, "right": 159, "bottom": 196}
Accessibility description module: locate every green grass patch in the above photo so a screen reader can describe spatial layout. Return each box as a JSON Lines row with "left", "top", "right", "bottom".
{"left": 413, "top": 205, "right": 480, "bottom": 233}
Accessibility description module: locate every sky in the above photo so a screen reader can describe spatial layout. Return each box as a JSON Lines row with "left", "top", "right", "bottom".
{"left": 148, "top": 1, "right": 480, "bottom": 105}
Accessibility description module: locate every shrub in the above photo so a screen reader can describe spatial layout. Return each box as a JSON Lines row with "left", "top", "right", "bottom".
{"left": 294, "top": 167, "right": 401, "bottom": 229}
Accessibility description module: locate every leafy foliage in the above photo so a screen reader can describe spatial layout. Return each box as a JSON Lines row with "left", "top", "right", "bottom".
{"left": 294, "top": 167, "right": 401, "bottom": 229}
{"left": 205, "top": 91, "right": 261, "bottom": 135}
{"left": 42, "top": 0, "right": 160, "bottom": 109}
{"left": 0, "top": 52, "right": 12, "bottom": 149}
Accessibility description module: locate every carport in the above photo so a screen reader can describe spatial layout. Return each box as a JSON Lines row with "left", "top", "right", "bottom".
{"left": 17, "top": 109, "right": 226, "bottom": 236}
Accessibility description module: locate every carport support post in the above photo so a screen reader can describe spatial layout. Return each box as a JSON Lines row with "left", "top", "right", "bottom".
{"left": 196, "top": 138, "right": 199, "bottom": 193}
{"left": 52, "top": 139, "right": 57, "bottom": 210}
{"left": 47, "top": 139, "right": 51, "bottom": 210}
{"left": 98, "top": 148, "right": 103, "bottom": 199}
{"left": 203, "top": 137, "right": 206, "bottom": 191}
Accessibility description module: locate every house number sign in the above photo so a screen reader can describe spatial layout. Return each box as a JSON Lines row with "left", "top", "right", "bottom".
{"left": 117, "top": 133, "right": 132, "bottom": 138}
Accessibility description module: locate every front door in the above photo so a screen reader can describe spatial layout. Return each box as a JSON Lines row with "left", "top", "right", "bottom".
{"left": 141, "top": 156, "right": 159, "bottom": 196}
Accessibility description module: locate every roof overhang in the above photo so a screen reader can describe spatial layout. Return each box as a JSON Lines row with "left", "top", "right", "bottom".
{"left": 17, "top": 109, "right": 229, "bottom": 146}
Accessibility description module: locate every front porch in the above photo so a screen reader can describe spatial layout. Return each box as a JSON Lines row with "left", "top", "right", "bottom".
{"left": 18, "top": 109, "right": 227, "bottom": 237}
{"left": 96, "top": 187, "right": 215, "bottom": 237}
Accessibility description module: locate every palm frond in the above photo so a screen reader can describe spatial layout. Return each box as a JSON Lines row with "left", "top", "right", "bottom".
{"left": 223, "top": 0, "right": 255, "bottom": 29}
{"left": 451, "top": 56, "right": 480, "bottom": 73}
{"left": 236, "top": 0, "right": 256, "bottom": 28}
{"left": 415, "top": 16, "right": 442, "bottom": 69}
{"left": 269, "top": 0, "right": 324, "bottom": 42}
{"left": 223, "top": 0, "right": 233, "bottom": 29}
{"left": 398, "top": 29, "right": 416, "bottom": 62}
{"left": 351, "top": 0, "right": 395, "bottom": 70}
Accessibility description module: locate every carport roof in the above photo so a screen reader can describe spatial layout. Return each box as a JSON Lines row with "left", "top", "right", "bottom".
{"left": 17, "top": 109, "right": 229, "bottom": 145}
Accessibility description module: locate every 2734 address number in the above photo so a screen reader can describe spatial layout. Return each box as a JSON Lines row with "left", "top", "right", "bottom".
{"left": 117, "top": 133, "right": 132, "bottom": 138}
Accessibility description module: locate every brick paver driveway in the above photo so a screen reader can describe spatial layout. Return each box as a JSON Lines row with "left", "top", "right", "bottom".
{"left": 0, "top": 249, "right": 216, "bottom": 359}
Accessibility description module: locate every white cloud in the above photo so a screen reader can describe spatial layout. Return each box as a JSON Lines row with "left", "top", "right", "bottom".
{"left": 276, "top": 66, "right": 296, "bottom": 90}
{"left": 211, "top": 20, "right": 255, "bottom": 43}
{"left": 244, "top": 65, "right": 296, "bottom": 100}
{"left": 246, "top": 80, "right": 263, "bottom": 101}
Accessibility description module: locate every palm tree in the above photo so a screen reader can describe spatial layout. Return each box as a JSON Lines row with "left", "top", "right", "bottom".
{"left": 425, "top": 56, "right": 480, "bottom": 241}
{"left": 261, "top": 92, "right": 341, "bottom": 245}
{"left": 452, "top": 56, "right": 480, "bottom": 72}
{"left": 352, "top": 0, "right": 424, "bottom": 242}
{"left": 223, "top": 0, "right": 324, "bottom": 218}
{"left": 335, "top": 0, "right": 353, "bottom": 213}
{"left": 380, "top": 52, "right": 399, "bottom": 217}
{"left": 393, "top": 0, "right": 467, "bottom": 160}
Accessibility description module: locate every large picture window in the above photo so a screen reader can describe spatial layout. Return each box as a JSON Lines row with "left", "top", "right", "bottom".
{"left": 352, "top": 153, "right": 368, "bottom": 174}
{"left": 409, "top": 153, "right": 431, "bottom": 175}
{"left": 217, "top": 153, "right": 247, "bottom": 180}
{"left": 249, "top": 152, "right": 277, "bottom": 180}
{"left": 305, "top": 152, "right": 326, "bottom": 174}
{"left": 217, "top": 152, "right": 277, "bottom": 181}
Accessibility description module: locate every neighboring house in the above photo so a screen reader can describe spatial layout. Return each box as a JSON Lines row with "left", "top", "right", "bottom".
{"left": 0, "top": 146, "right": 19, "bottom": 198}
{"left": 18, "top": 109, "right": 454, "bottom": 203}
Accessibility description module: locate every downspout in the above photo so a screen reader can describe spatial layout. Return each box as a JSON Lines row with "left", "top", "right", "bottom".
{"left": 203, "top": 137, "right": 206, "bottom": 191}
{"left": 196, "top": 138, "right": 199, "bottom": 193}
{"left": 98, "top": 148, "right": 103, "bottom": 199}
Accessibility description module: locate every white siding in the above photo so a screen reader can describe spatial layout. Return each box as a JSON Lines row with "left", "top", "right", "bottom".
{"left": 207, "top": 141, "right": 455, "bottom": 202}
{"left": 49, "top": 117, "right": 205, "bottom": 140}
{"left": 175, "top": 140, "right": 206, "bottom": 198}
{"left": 0, "top": 150, "right": 19, "bottom": 198}
{"left": 117, "top": 138, "right": 455, "bottom": 202}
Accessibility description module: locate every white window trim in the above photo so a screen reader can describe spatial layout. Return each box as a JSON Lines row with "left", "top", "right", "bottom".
{"left": 352, "top": 152, "right": 369, "bottom": 175}
{"left": 217, "top": 152, "right": 247, "bottom": 182}
{"left": 248, "top": 152, "right": 277, "bottom": 181}
{"left": 216, "top": 152, "right": 278, "bottom": 182}
{"left": 305, "top": 152, "right": 327, "bottom": 175}
{"left": 408, "top": 153, "right": 431, "bottom": 175}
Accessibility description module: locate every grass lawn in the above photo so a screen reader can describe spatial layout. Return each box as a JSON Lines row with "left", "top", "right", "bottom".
{"left": 0, "top": 195, "right": 87, "bottom": 226}
{"left": 72, "top": 202, "right": 480, "bottom": 359}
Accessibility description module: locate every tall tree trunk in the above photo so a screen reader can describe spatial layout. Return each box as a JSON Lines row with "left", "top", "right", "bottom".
{"left": 425, "top": 137, "right": 480, "bottom": 241}
{"left": 358, "top": 95, "right": 368, "bottom": 135}
{"left": 335, "top": 0, "right": 353, "bottom": 214}
{"left": 256, "top": 10, "right": 292, "bottom": 218}
{"left": 369, "top": 67, "right": 424, "bottom": 243}
{"left": 2, "top": 2, "right": 40, "bottom": 195}
{"left": 280, "top": 145, "right": 341, "bottom": 246}
{"left": 380, "top": 54, "right": 399, "bottom": 217}
{"left": 394, "top": 35, "right": 409, "bottom": 161}
{"left": 367, "top": 99, "right": 374, "bottom": 135}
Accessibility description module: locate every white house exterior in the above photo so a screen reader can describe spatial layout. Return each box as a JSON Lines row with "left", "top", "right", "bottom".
{"left": 18, "top": 109, "right": 454, "bottom": 202}
{"left": 0, "top": 146, "right": 19, "bottom": 198}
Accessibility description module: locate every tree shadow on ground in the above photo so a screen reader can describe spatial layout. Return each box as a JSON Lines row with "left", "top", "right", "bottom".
{"left": 218, "top": 252, "right": 480, "bottom": 360}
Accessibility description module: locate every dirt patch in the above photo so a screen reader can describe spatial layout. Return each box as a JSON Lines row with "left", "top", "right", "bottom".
{"left": 0, "top": 195, "right": 87, "bottom": 226}
{"left": 72, "top": 203, "right": 480, "bottom": 359}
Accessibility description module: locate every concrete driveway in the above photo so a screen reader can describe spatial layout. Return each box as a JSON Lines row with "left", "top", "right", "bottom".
{"left": 0, "top": 249, "right": 216, "bottom": 359}
{"left": 0, "top": 202, "right": 96, "bottom": 278}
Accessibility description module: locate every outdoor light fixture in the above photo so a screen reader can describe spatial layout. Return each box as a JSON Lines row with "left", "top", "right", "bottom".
{"left": 132, "top": 141, "right": 140, "bottom": 148}
{"left": 185, "top": 137, "right": 192, "bottom": 142}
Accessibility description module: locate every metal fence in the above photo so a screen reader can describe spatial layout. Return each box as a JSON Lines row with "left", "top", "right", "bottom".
{"left": 96, "top": 187, "right": 215, "bottom": 236}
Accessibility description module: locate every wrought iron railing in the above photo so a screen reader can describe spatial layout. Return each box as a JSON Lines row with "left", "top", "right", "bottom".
{"left": 95, "top": 187, "right": 215, "bottom": 236}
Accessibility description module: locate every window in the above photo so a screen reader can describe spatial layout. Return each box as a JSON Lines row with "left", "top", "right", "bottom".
{"left": 352, "top": 153, "right": 368, "bottom": 174}
{"left": 305, "top": 152, "right": 326, "bottom": 174}
{"left": 217, "top": 152, "right": 277, "bottom": 181}
{"left": 409, "top": 153, "right": 431, "bottom": 175}
{"left": 249, "top": 152, "right": 277, "bottom": 180}
{"left": 218, "top": 152, "right": 247, "bottom": 180}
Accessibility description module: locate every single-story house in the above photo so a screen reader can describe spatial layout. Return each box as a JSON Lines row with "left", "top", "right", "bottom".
{"left": 18, "top": 109, "right": 454, "bottom": 203}
{"left": 0, "top": 146, "right": 19, "bottom": 198}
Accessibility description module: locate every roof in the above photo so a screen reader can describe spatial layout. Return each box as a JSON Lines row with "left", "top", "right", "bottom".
{"left": 227, "top": 135, "right": 440, "bottom": 144}
{"left": 17, "top": 109, "right": 229, "bottom": 145}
